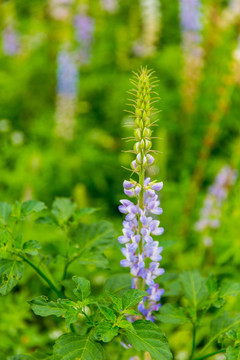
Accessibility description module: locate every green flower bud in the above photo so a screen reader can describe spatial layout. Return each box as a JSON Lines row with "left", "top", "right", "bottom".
{"left": 134, "top": 128, "right": 141, "bottom": 140}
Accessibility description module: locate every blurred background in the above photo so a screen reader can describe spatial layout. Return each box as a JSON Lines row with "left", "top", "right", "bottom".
{"left": 0, "top": 0, "right": 240, "bottom": 358}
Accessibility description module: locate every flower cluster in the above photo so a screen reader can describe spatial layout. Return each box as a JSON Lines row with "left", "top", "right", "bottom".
{"left": 74, "top": 14, "right": 95, "bottom": 64}
{"left": 195, "top": 165, "right": 237, "bottom": 246}
{"left": 2, "top": 24, "right": 20, "bottom": 57}
{"left": 55, "top": 45, "right": 78, "bottom": 140}
{"left": 179, "top": 0, "right": 204, "bottom": 114}
{"left": 118, "top": 68, "right": 164, "bottom": 321}
{"left": 133, "top": 0, "right": 161, "bottom": 58}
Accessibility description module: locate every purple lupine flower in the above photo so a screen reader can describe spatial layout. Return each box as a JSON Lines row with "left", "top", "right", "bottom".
{"left": 118, "top": 68, "right": 165, "bottom": 322}
{"left": 2, "top": 24, "right": 20, "bottom": 56}
{"left": 57, "top": 48, "right": 78, "bottom": 97}
{"left": 179, "top": 0, "right": 202, "bottom": 33}
{"left": 179, "top": 0, "right": 204, "bottom": 113}
{"left": 133, "top": 0, "right": 161, "bottom": 58}
{"left": 195, "top": 165, "right": 238, "bottom": 245}
{"left": 74, "top": 14, "right": 95, "bottom": 64}
{"left": 55, "top": 45, "right": 78, "bottom": 140}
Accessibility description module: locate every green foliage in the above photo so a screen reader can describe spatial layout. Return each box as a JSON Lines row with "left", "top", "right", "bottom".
{"left": 51, "top": 198, "right": 76, "bottom": 225}
{"left": 21, "top": 201, "right": 46, "bottom": 217}
{"left": 0, "top": 202, "right": 12, "bottom": 224}
{"left": 156, "top": 304, "right": 190, "bottom": 325}
{"left": 179, "top": 270, "right": 208, "bottom": 311}
{"left": 126, "top": 320, "right": 172, "bottom": 360}
{"left": 0, "top": 259, "right": 24, "bottom": 295}
{"left": 53, "top": 333, "right": 104, "bottom": 360}
{"left": 122, "top": 289, "right": 147, "bottom": 310}
{"left": 72, "top": 276, "right": 91, "bottom": 301}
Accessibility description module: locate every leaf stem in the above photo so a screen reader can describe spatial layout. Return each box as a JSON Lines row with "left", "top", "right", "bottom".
{"left": 193, "top": 348, "right": 227, "bottom": 360}
{"left": 190, "top": 325, "right": 196, "bottom": 360}
{"left": 18, "top": 254, "right": 62, "bottom": 297}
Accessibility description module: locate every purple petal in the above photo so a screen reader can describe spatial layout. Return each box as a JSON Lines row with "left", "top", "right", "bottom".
{"left": 123, "top": 180, "right": 133, "bottom": 189}
{"left": 151, "top": 182, "right": 163, "bottom": 191}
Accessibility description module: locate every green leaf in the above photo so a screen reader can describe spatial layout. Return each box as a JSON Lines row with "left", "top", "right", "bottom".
{"left": 73, "top": 276, "right": 91, "bottom": 301}
{"left": 10, "top": 356, "right": 35, "bottom": 360}
{"left": 0, "top": 230, "right": 11, "bottom": 247}
{"left": 104, "top": 274, "right": 131, "bottom": 295}
{"left": 107, "top": 293, "right": 122, "bottom": 312}
{"left": 93, "top": 322, "right": 118, "bottom": 342}
{"left": 70, "top": 221, "right": 115, "bottom": 253}
{"left": 52, "top": 198, "right": 76, "bottom": 224}
{"left": 212, "top": 297, "right": 225, "bottom": 308}
{"left": 0, "top": 201, "right": 12, "bottom": 224}
{"left": 117, "top": 319, "right": 135, "bottom": 331}
{"left": 98, "top": 305, "right": 116, "bottom": 322}
{"left": 15, "top": 233, "right": 22, "bottom": 249}
{"left": 22, "top": 240, "right": 41, "bottom": 255}
{"left": 78, "top": 249, "right": 109, "bottom": 269}
{"left": 122, "top": 289, "right": 147, "bottom": 310}
{"left": 126, "top": 320, "right": 172, "bottom": 360}
{"left": 74, "top": 208, "right": 97, "bottom": 221}
{"left": 36, "top": 216, "right": 57, "bottom": 225}
{"left": 219, "top": 281, "right": 240, "bottom": 298}
{"left": 64, "top": 307, "right": 80, "bottom": 329}
{"left": 156, "top": 304, "right": 190, "bottom": 325}
{"left": 0, "top": 259, "right": 24, "bottom": 295}
{"left": 226, "top": 330, "right": 237, "bottom": 341}
{"left": 207, "top": 313, "right": 240, "bottom": 350}
{"left": 21, "top": 200, "right": 46, "bottom": 216}
{"left": 180, "top": 270, "right": 208, "bottom": 310}
{"left": 53, "top": 333, "right": 104, "bottom": 360}
{"left": 206, "top": 273, "right": 218, "bottom": 295}
{"left": 226, "top": 346, "right": 240, "bottom": 360}
{"left": 28, "top": 296, "right": 67, "bottom": 317}
{"left": 10, "top": 352, "right": 53, "bottom": 360}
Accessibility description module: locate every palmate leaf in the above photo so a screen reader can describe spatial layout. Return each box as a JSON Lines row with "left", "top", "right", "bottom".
{"left": 180, "top": 270, "right": 208, "bottom": 310}
{"left": 156, "top": 304, "right": 190, "bottom": 325}
{"left": 0, "top": 259, "right": 24, "bottom": 295}
{"left": 126, "top": 320, "right": 173, "bottom": 360}
{"left": 53, "top": 333, "right": 104, "bottom": 360}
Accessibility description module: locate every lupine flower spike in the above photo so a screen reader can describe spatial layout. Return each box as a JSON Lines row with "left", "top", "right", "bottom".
{"left": 119, "top": 67, "right": 164, "bottom": 322}
{"left": 195, "top": 165, "right": 237, "bottom": 246}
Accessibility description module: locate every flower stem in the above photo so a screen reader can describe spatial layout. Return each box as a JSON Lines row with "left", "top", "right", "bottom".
{"left": 138, "top": 165, "right": 145, "bottom": 291}
{"left": 18, "top": 253, "right": 62, "bottom": 297}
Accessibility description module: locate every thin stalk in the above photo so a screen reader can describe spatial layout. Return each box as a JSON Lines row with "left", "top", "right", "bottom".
{"left": 18, "top": 254, "right": 62, "bottom": 297}
{"left": 193, "top": 348, "right": 227, "bottom": 360}
{"left": 190, "top": 325, "right": 196, "bottom": 360}
{"left": 138, "top": 158, "right": 145, "bottom": 291}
